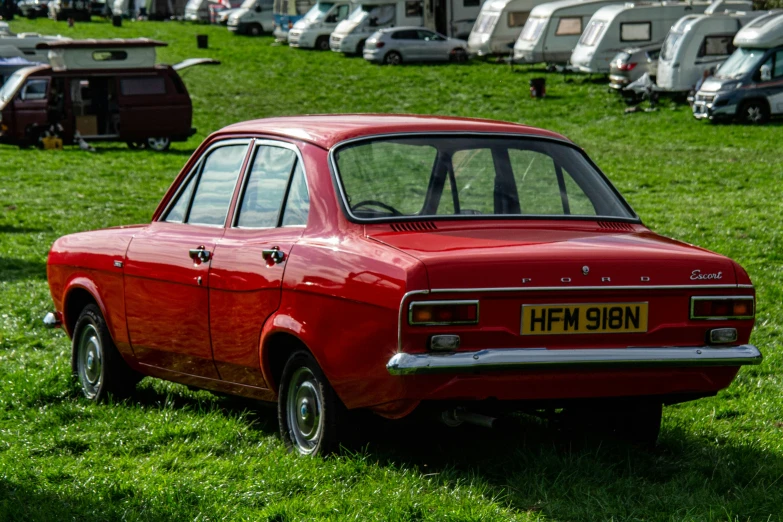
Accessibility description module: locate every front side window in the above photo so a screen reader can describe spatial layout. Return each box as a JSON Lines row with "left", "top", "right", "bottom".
{"left": 20, "top": 78, "right": 48, "bottom": 101}
{"left": 392, "top": 29, "right": 418, "bottom": 39}
{"left": 507, "top": 11, "right": 529, "bottom": 28}
{"left": 773, "top": 50, "right": 783, "bottom": 79}
{"left": 333, "top": 136, "right": 634, "bottom": 221}
{"left": 620, "top": 22, "right": 650, "bottom": 42}
{"left": 555, "top": 17, "right": 582, "bottom": 36}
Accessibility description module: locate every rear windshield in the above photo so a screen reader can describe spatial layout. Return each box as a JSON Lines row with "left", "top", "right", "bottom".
{"left": 332, "top": 136, "right": 635, "bottom": 221}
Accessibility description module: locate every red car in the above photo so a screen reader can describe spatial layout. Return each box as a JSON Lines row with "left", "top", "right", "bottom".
{"left": 45, "top": 114, "right": 761, "bottom": 454}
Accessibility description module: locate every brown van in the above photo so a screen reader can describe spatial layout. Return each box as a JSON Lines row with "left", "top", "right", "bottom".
{"left": 0, "top": 39, "right": 217, "bottom": 151}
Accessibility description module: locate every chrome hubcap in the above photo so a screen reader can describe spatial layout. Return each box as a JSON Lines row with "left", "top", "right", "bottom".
{"left": 747, "top": 107, "right": 762, "bottom": 122}
{"left": 77, "top": 324, "right": 102, "bottom": 398}
{"left": 286, "top": 367, "right": 323, "bottom": 454}
{"left": 147, "top": 137, "right": 170, "bottom": 151}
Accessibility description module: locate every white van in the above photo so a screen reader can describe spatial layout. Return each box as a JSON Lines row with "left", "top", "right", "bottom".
{"left": 289, "top": 1, "right": 357, "bottom": 49}
{"left": 330, "top": 0, "right": 424, "bottom": 54}
{"left": 656, "top": 9, "right": 764, "bottom": 91}
{"left": 513, "top": 0, "right": 630, "bottom": 65}
{"left": 227, "top": 0, "right": 275, "bottom": 35}
{"left": 467, "top": 0, "right": 553, "bottom": 56}
{"left": 570, "top": 2, "right": 720, "bottom": 73}
{"left": 0, "top": 31, "right": 69, "bottom": 63}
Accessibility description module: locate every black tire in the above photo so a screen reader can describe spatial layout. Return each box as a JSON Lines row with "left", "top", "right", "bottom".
{"left": 356, "top": 39, "right": 367, "bottom": 55}
{"left": 450, "top": 48, "right": 467, "bottom": 63}
{"left": 146, "top": 136, "right": 171, "bottom": 152}
{"left": 315, "top": 35, "right": 329, "bottom": 51}
{"left": 383, "top": 51, "right": 402, "bottom": 66}
{"left": 738, "top": 99, "right": 770, "bottom": 125}
{"left": 127, "top": 141, "right": 145, "bottom": 150}
{"left": 248, "top": 23, "right": 262, "bottom": 36}
{"left": 278, "top": 350, "right": 343, "bottom": 456}
{"left": 72, "top": 304, "right": 141, "bottom": 401}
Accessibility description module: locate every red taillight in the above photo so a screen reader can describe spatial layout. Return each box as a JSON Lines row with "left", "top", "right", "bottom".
{"left": 375, "top": 41, "right": 385, "bottom": 48}
{"left": 618, "top": 62, "right": 637, "bottom": 71}
{"left": 409, "top": 301, "right": 479, "bottom": 325}
{"left": 691, "top": 297, "right": 754, "bottom": 319}
{"left": 288, "top": 21, "right": 293, "bottom": 29}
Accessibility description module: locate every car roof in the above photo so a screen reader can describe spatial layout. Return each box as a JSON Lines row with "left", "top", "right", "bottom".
{"left": 219, "top": 114, "right": 570, "bottom": 149}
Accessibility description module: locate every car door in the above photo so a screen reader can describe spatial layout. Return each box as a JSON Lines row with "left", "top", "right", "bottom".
{"left": 208, "top": 140, "right": 310, "bottom": 387}
{"left": 124, "top": 140, "right": 251, "bottom": 378}
{"left": 393, "top": 29, "right": 420, "bottom": 60}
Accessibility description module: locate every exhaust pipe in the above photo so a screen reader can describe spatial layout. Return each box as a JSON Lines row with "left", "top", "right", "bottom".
{"left": 441, "top": 408, "right": 497, "bottom": 429}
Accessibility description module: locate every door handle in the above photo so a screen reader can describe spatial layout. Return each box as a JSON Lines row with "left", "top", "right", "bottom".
{"left": 262, "top": 246, "right": 285, "bottom": 264}
{"left": 188, "top": 246, "right": 212, "bottom": 263}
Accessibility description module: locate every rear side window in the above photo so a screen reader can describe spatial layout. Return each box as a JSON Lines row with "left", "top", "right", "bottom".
{"left": 236, "top": 146, "right": 297, "bottom": 228}
{"left": 507, "top": 11, "right": 529, "bottom": 28}
{"left": 698, "top": 35, "right": 734, "bottom": 57}
{"left": 392, "top": 29, "right": 419, "bottom": 39}
{"left": 620, "top": 22, "right": 651, "bottom": 42}
{"left": 281, "top": 162, "right": 310, "bottom": 226}
{"left": 555, "top": 17, "right": 582, "bottom": 36}
{"left": 120, "top": 76, "right": 167, "bottom": 96}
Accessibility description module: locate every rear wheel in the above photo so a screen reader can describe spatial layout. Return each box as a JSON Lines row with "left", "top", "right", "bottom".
{"left": 738, "top": 100, "right": 770, "bottom": 125}
{"left": 450, "top": 48, "right": 468, "bottom": 63}
{"left": 73, "top": 304, "right": 141, "bottom": 401}
{"left": 384, "top": 51, "right": 402, "bottom": 66}
{"left": 315, "top": 35, "right": 329, "bottom": 51}
{"left": 356, "top": 39, "right": 367, "bottom": 55}
{"left": 278, "top": 351, "right": 342, "bottom": 456}
{"left": 146, "top": 136, "right": 171, "bottom": 152}
{"left": 127, "top": 141, "right": 145, "bottom": 150}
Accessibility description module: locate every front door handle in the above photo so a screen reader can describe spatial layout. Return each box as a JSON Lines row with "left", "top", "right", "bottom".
{"left": 188, "top": 246, "right": 212, "bottom": 263}
{"left": 262, "top": 246, "right": 285, "bottom": 265}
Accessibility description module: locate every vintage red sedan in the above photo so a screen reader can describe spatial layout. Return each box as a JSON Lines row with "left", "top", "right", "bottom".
{"left": 45, "top": 114, "right": 761, "bottom": 454}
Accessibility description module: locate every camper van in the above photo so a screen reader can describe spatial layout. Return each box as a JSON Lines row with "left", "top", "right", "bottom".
{"left": 272, "top": 0, "right": 318, "bottom": 41}
{"left": 289, "top": 1, "right": 356, "bottom": 49}
{"left": 570, "top": 2, "right": 720, "bottom": 74}
{"left": 329, "top": 0, "right": 424, "bottom": 54}
{"left": 656, "top": 9, "right": 763, "bottom": 92}
{"left": 693, "top": 11, "right": 783, "bottom": 123}
{"left": 227, "top": 0, "right": 275, "bottom": 35}
{"left": 422, "top": 0, "right": 485, "bottom": 39}
{"left": 0, "top": 39, "right": 217, "bottom": 150}
{"left": 467, "top": 0, "right": 552, "bottom": 56}
{"left": 513, "top": 0, "right": 630, "bottom": 65}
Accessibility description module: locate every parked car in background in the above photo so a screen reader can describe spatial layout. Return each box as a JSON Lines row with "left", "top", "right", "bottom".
{"left": 364, "top": 26, "right": 468, "bottom": 64}
{"left": 43, "top": 113, "right": 761, "bottom": 456}
{"left": 289, "top": 1, "right": 355, "bottom": 50}
{"left": 330, "top": 0, "right": 423, "bottom": 54}
{"left": 273, "top": 0, "right": 317, "bottom": 42}
{"left": 48, "top": 0, "right": 107, "bottom": 20}
{"left": 18, "top": 0, "right": 50, "bottom": 18}
{"left": 227, "top": 0, "right": 274, "bottom": 35}
{"left": 0, "top": 26, "right": 69, "bottom": 62}
{"left": 693, "top": 11, "right": 783, "bottom": 124}
{"left": 184, "top": 0, "right": 212, "bottom": 21}
{"left": 467, "top": 0, "right": 549, "bottom": 57}
{"left": 212, "top": 0, "right": 243, "bottom": 23}
{"left": 0, "top": 39, "right": 218, "bottom": 150}
{"left": 608, "top": 44, "right": 660, "bottom": 91}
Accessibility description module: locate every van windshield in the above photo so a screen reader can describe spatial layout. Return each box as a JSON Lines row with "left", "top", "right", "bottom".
{"left": 715, "top": 48, "right": 766, "bottom": 79}
{"left": 579, "top": 19, "right": 607, "bottom": 47}
{"left": 302, "top": 1, "right": 333, "bottom": 21}
{"left": 348, "top": 5, "right": 367, "bottom": 22}
{"left": 519, "top": 16, "right": 546, "bottom": 42}
{"left": 660, "top": 31, "right": 682, "bottom": 61}
{"left": 333, "top": 136, "right": 636, "bottom": 222}
{"left": 0, "top": 68, "right": 31, "bottom": 105}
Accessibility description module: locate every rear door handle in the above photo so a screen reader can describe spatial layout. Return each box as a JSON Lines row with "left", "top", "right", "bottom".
{"left": 189, "top": 246, "right": 212, "bottom": 263}
{"left": 262, "top": 246, "right": 285, "bottom": 264}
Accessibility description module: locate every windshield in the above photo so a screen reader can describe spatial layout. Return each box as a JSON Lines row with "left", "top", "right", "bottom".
{"left": 0, "top": 68, "right": 32, "bottom": 104}
{"left": 579, "top": 20, "right": 607, "bottom": 47}
{"left": 660, "top": 31, "right": 682, "bottom": 61}
{"left": 333, "top": 136, "right": 635, "bottom": 221}
{"left": 715, "top": 48, "right": 766, "bottom": 79}
{"left": 241, "top": 0, "right": 255, "bottom": 8}
{"left": 348, "top": 5, "right": 367, "bottom": 22}
{"left": 302, "top": 1, "right": 333, "bottom": 21}
{"left": 520, "top": 16, "right": 546, "bottom": 42}
{"left": 474, "top": 12, "right": 499, "bottom": 34}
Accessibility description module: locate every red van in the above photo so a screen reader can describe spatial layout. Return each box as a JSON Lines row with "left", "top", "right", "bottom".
{"left": 0, "top": 39, "right": 217, "bottom": 151}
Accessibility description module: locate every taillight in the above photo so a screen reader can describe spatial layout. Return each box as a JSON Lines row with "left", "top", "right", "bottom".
{"left": 618, "top": 62, "right": 637, "bottom": 71}
{"left": 409, "top": 301, "right": 479, "bottom": 325}
{"left": 690, "top": 296, "right": 754, "bottom": 320}
{"left": 288, "top": 21, "right": 293, "bottom": 29}
{"left": 375, "top": 41, "right": 385, "bottom": 48}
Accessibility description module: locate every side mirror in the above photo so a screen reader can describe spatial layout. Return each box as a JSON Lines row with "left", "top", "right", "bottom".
{"left": 760, "top": 64, "right": 771, "bottom": 82}
{"left": 254, "top": 4, "right": 261, "bottom": 12}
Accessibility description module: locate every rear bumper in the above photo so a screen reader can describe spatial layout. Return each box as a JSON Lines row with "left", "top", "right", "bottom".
{"left": 387, "top": 345, "right": 761, "bottom": 375}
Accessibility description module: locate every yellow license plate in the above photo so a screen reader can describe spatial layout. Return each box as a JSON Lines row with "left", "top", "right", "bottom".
{"left": 521, "top": 303, "right": 648, "bottom": 335}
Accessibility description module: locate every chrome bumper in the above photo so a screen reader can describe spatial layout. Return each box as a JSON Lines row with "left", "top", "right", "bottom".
{"left": 386, "top": 345, "right": 762, "bottom": 375}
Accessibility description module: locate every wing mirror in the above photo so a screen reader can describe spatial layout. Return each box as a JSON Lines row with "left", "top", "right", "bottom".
{"left": 760, "top": 64, "right": 771, "bottom": 82}
{"left": 254, "top": 4, "right": 261, "bottom": 12}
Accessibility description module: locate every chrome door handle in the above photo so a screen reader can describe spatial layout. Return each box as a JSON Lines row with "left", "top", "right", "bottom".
{"left": 262, "top": 246, "right": 285, "bottom": 264}
{"left": 188, "top": 246, "right": 211, "bottom": 263}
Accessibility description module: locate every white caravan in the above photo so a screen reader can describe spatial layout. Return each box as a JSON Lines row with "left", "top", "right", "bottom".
{"left": 330, "top": 0, "right": 425, "bottom": 53}
{"left": 289, "top": 1, "right": 357, "bottom": 50}
{"left": 422, "top": 0, "right": 487, "bottom": 39}
{"left": 467, "top": 0, "right": 553, "bottom": 56}
{"left": 656, "top": 8, "right": 764, "bottom": 91}
{"left": 570, "top": 2, "right": 723, "bottom": 73}
{"left": 513, "top": 0, "right": 630, "bottom": 65}
{"left": 0, "top": 30, "right": 69, "bottom": 63}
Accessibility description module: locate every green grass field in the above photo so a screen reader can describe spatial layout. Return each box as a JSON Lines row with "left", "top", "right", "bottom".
{"left": 1, "top": 17, "right": 782, "bottom": 521}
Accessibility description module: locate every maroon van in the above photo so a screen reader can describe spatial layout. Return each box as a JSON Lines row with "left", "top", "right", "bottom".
{"left": 0, "top": 39, "right": 217, "bottom": 151}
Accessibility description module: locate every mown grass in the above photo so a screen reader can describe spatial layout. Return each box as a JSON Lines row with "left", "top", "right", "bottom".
{"left": 0, "top": 17, "right": 782, "bottom": 521}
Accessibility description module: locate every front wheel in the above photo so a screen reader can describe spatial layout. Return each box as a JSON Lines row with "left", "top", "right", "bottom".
{"left": 315, "top": 35, "right": 329, "bottom": 51}
{"left": 248, "top": 23, "right": 262, "bottom": 36}
{"left": 738, "top": 100, "right": 770, "bottom": 125}
{"left": 146, "top": 136, "right": 171, "bottom": 152}
{"left": 278, "top": 351, "right": 342, "bottom": 456}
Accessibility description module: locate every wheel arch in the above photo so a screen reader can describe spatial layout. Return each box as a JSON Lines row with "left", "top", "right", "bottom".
{"left": 261, "top": 325, "right": 316, "bottom": 394}
{"left": 739, "top": 96, "right": 771, "bottom": 114}
{"left": 62, "top": 278, "right": 107, "bottom": 338}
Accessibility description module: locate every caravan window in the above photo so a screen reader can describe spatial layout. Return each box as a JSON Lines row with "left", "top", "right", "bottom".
{"left": 474, "top": 12, "right": 498, "bottom": 33}
{"left": 698, "top": 35, "right": 734, "bottom": 58}
{"left": 620, "top": 22, "right": 651, "bottom": 42}
{"left": 555, "top": 17, "right": 582, "bottom": 36}
{"left": 507, "top": 11, "right": 529, "bottom": 28}
{"left": 579, "top": 20, "right": 607, "bottom": 46}
{"left": 405, "top": 0, "right": 422, "bottom": 17}
{"left": 660, "top": 31, "right": 682, "bottom": 61}
{"left": 520, "top": 16, "right": 546, "bottom": 41}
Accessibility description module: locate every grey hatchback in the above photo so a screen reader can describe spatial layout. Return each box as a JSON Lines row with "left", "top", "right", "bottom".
{"left": 363, "top": 27, "right": 469, "bottom": 65}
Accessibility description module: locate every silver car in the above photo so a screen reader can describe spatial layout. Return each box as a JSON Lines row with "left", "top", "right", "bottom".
{"left": 609, "top": 45, "right": 661, "bottom": 91}
{"left": 363, "top": 27, "right": 469, "bottom": 65}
